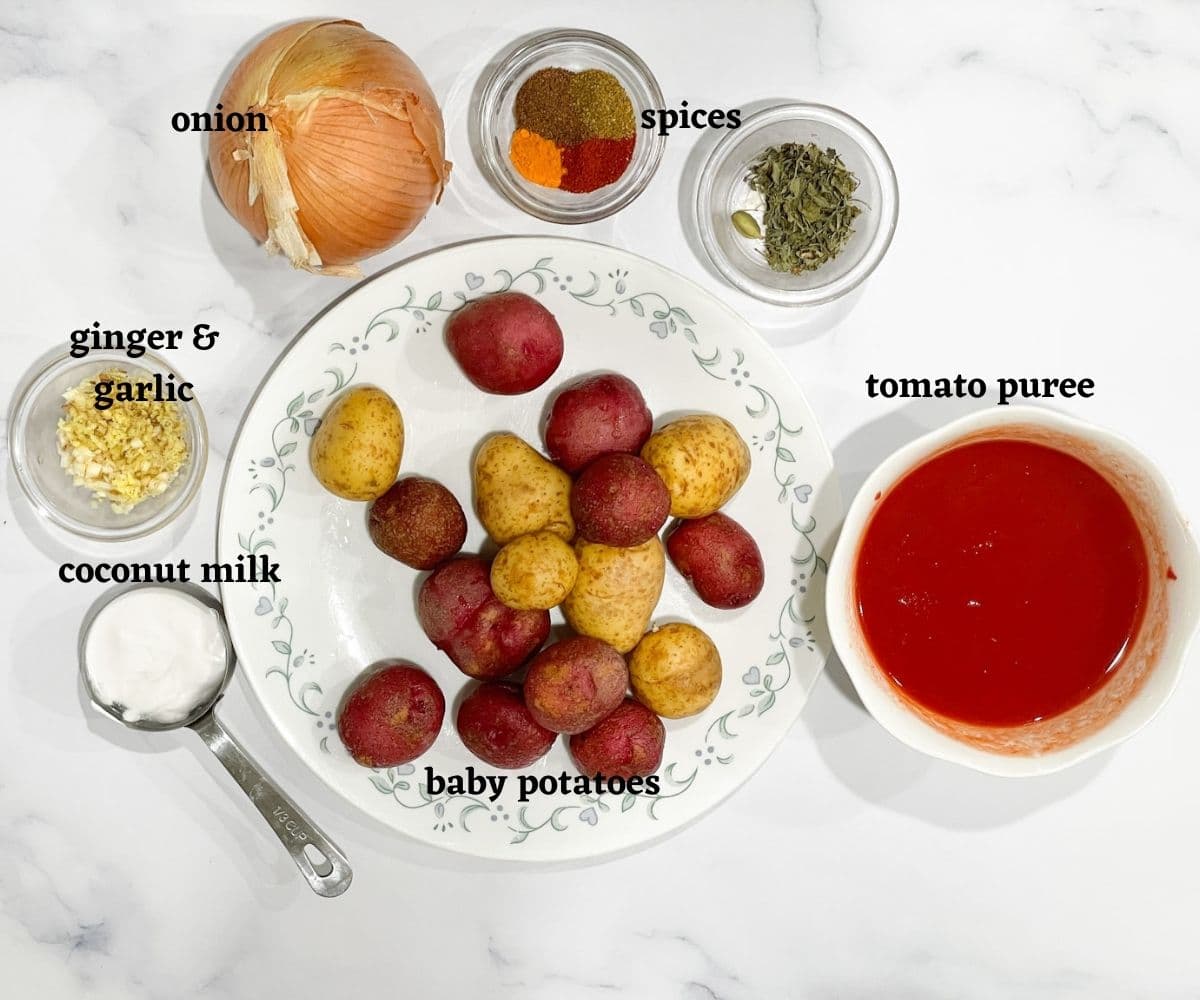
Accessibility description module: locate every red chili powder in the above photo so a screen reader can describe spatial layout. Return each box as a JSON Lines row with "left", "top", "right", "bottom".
{"left": 560, "top": 136, "right": 635, "bottom": 193}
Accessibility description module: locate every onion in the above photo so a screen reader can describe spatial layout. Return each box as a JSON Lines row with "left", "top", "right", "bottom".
{"left": 208, "top": 19, "right": 450, "bottom": 277}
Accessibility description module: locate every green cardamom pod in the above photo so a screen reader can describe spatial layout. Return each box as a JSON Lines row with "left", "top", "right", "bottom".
{"left": 731, "top": 211, "right": 762, "bottom": 239}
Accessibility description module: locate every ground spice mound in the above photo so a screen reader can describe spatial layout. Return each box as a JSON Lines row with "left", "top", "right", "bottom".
{"left": 514, "top": 67, "right": 585, "bottom": 145}
{"left": 57, "top": 368, "right": 189, "bottom": 513}
{"left": 568, "top": 69, "right": 635, "bottom": 140}
{"left": 561, "top": 136, "right": 635, "bottom": 193}
{"left": 509, "top": 128, "right": 565, "bottom": 187}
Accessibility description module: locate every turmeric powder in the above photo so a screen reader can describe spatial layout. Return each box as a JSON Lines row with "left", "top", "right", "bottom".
{"left": 509, "top": 128, "right": 565, "bottom": 188}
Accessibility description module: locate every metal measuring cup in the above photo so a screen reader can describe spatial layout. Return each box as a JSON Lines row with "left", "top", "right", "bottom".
{"left": 78, "top": 582, "right": 352, "bottom": 897}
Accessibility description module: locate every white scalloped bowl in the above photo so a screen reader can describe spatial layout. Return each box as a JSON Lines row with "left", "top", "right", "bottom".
{"left": 826, "top": 406, "right": 1200, "bottom": 776}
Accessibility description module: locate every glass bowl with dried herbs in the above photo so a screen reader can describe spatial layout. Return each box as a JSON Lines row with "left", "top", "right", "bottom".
{"left": 695, "top": 103, "right": 898, "bottom": 307}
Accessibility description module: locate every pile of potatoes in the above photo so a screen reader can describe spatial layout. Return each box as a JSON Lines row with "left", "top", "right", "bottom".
{"left": 310, "top": 291, "right": 766, "bottom": 779}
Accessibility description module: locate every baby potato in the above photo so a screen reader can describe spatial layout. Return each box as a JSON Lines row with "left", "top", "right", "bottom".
{"left": 337, "top": 661, "right": 444, "bottom": 768}
{"left": 628, "top": 622, "right": 722, "bottom": 719}
{"left": 417, "top": 556, "right": 550, "bottom": 680}
{"left": 666, "top": 512, "right": 764, "bottom": 609}
{"left": 474, "top": 433, "right": 574, "bottom": 544}
{"left": 491, "top": 531, "right": 579, "bottom": 610}
{"left": 563, "top": 537, "right": 665, "bottom": 654}
{"left": 310, "top": 386, "right": 404, "bottom": 501}
{"left": 569, "top": 698, "right": 665, "bottom": 779}
{"left": 570, "top": 453, "right": 670, "bottom": 547}
{"left": 446, "top": 291, "right": 563, "bottom": 395}
{"left": 369, "top": 476, "right": 467, "bottom": 570}
{"left": 523, "top": 636, "right": 628, "bottom": 734}
{"left": 640, "top": 414, "right": 750, "bottom": 518}
{"left": 456, "top": 682, "right": 556, "bottom": 769}
{"left": 544, "top": 372, "right": 654, "bottom": 473}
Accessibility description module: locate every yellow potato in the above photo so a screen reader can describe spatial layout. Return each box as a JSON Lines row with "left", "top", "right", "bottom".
{"left": 491, "top": 531, "right": 579, "bottom": 611}
{"left": 629, "top": 622, "right": 722, "bottom": 719}
{"left": 310, "top": 386, "right": 403, "bottom": 501}
{"left": 474, "top": 433, "right": 574, "bottom": 544}
{"left": 640, "top": 414, "right": 750, "bottom": 518}
{"left": 563, "top": 537, "right": 665, "bottom": 654}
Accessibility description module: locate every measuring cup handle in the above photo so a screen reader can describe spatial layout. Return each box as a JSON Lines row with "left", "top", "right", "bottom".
{"left": 191, "top": 712, "right": 353, "bottom": 897}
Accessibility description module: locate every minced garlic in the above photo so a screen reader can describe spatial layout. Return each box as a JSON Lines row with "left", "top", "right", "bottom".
{"left": 57, "top": 368, "right": 188, "bottom": 513}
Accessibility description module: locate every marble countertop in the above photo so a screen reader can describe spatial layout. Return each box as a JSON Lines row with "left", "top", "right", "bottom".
{"left": 3, "top": 1, "right": 1199, "bottom": 996}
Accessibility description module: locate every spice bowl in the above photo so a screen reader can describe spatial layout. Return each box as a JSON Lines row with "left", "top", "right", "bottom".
{"left": 7, "top": 349, "right": 207, "bottom": 541}
{"left": 474, "top": 29, "right": 666, "bottom": 223}
{"left": 695, "top": 102, "right": 898, "bottom": 306}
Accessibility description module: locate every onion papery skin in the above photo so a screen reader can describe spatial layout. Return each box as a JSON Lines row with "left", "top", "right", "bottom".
{"left": 208, "top": 19, "right": 450, "bottom": 277}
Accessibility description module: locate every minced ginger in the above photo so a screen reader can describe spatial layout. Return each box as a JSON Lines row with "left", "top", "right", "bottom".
{"left": 57, "top": 368, "right": 188, "bottom": 513}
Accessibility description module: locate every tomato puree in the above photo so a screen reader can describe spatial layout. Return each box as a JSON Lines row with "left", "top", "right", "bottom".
{"left": 855, "top": 438, "right": 1148, "bottom": 727}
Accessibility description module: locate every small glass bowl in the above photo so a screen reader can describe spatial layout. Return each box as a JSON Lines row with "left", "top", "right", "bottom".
{"left": 695, "top": 102, "right": 899, "bottom": 306}
{"left": 475, "top": 29, "right": 666, "bottom": 223}
{"left": 8, "top": 350, "right": 207, "bottom": 541}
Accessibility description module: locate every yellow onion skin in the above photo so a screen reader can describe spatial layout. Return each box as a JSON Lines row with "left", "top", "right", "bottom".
{"left": 208, "top": 19, "right": 450, "bottom": 276}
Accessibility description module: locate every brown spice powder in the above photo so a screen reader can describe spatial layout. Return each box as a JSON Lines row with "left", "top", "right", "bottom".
{"left": 514, "top": 67, "right": 585, "bottom": 146}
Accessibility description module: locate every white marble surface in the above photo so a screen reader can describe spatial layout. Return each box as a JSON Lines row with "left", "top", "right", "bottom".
{"left": 3, "top": 0, "right": 1200, "bottom": 996}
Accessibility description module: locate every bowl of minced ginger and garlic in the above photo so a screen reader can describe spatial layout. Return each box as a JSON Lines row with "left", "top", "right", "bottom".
{"left": 8, "top": 349, "right": 207, "bottom": 540}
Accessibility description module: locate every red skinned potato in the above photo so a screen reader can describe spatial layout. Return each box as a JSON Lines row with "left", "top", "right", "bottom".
{"left": 666, "top": 513, "right": 765, "bottom": 609}
{"left": 523, "top": 636, "right": 628, "bottom": 734}
{"left": 368, "top": 476, "right": 467, "bottom": 569}
{"left": 337, "top": 661, "right": 445, "bottom": 768}
{"left": 571, "top": 453, "right": 670, "bottom": 547}
{"left": 456, "top": 682, "right": 556, "bottom": 768}
{"left": 446, "top": 291, "right": 563, "bottom": 394}
{"left": 569, "top": 697, "right": 665, "bottom": 779}
{"left": 418, "top": 556, "right": 550, "bottom": 679}
{"left": 545, "top": 373, "right": 653, "bottom": 473}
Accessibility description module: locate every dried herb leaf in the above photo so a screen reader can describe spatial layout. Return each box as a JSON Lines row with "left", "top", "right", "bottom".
{"left": 746, "top": 142, "right": 861, "bottom": 274}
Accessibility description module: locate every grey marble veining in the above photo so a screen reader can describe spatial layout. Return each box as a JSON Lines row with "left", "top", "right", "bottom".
{"left": 2, "top": 1, "right": 1200, "bottom": 997}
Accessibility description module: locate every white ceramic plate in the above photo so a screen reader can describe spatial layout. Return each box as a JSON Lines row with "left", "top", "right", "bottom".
{"left": 217, "top": 237, "right": 839, "bottom": 862}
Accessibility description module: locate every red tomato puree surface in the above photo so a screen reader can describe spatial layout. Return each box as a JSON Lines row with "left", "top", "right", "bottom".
{"left": 855, "top": 438, "right": 1149, "bottom": 727}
